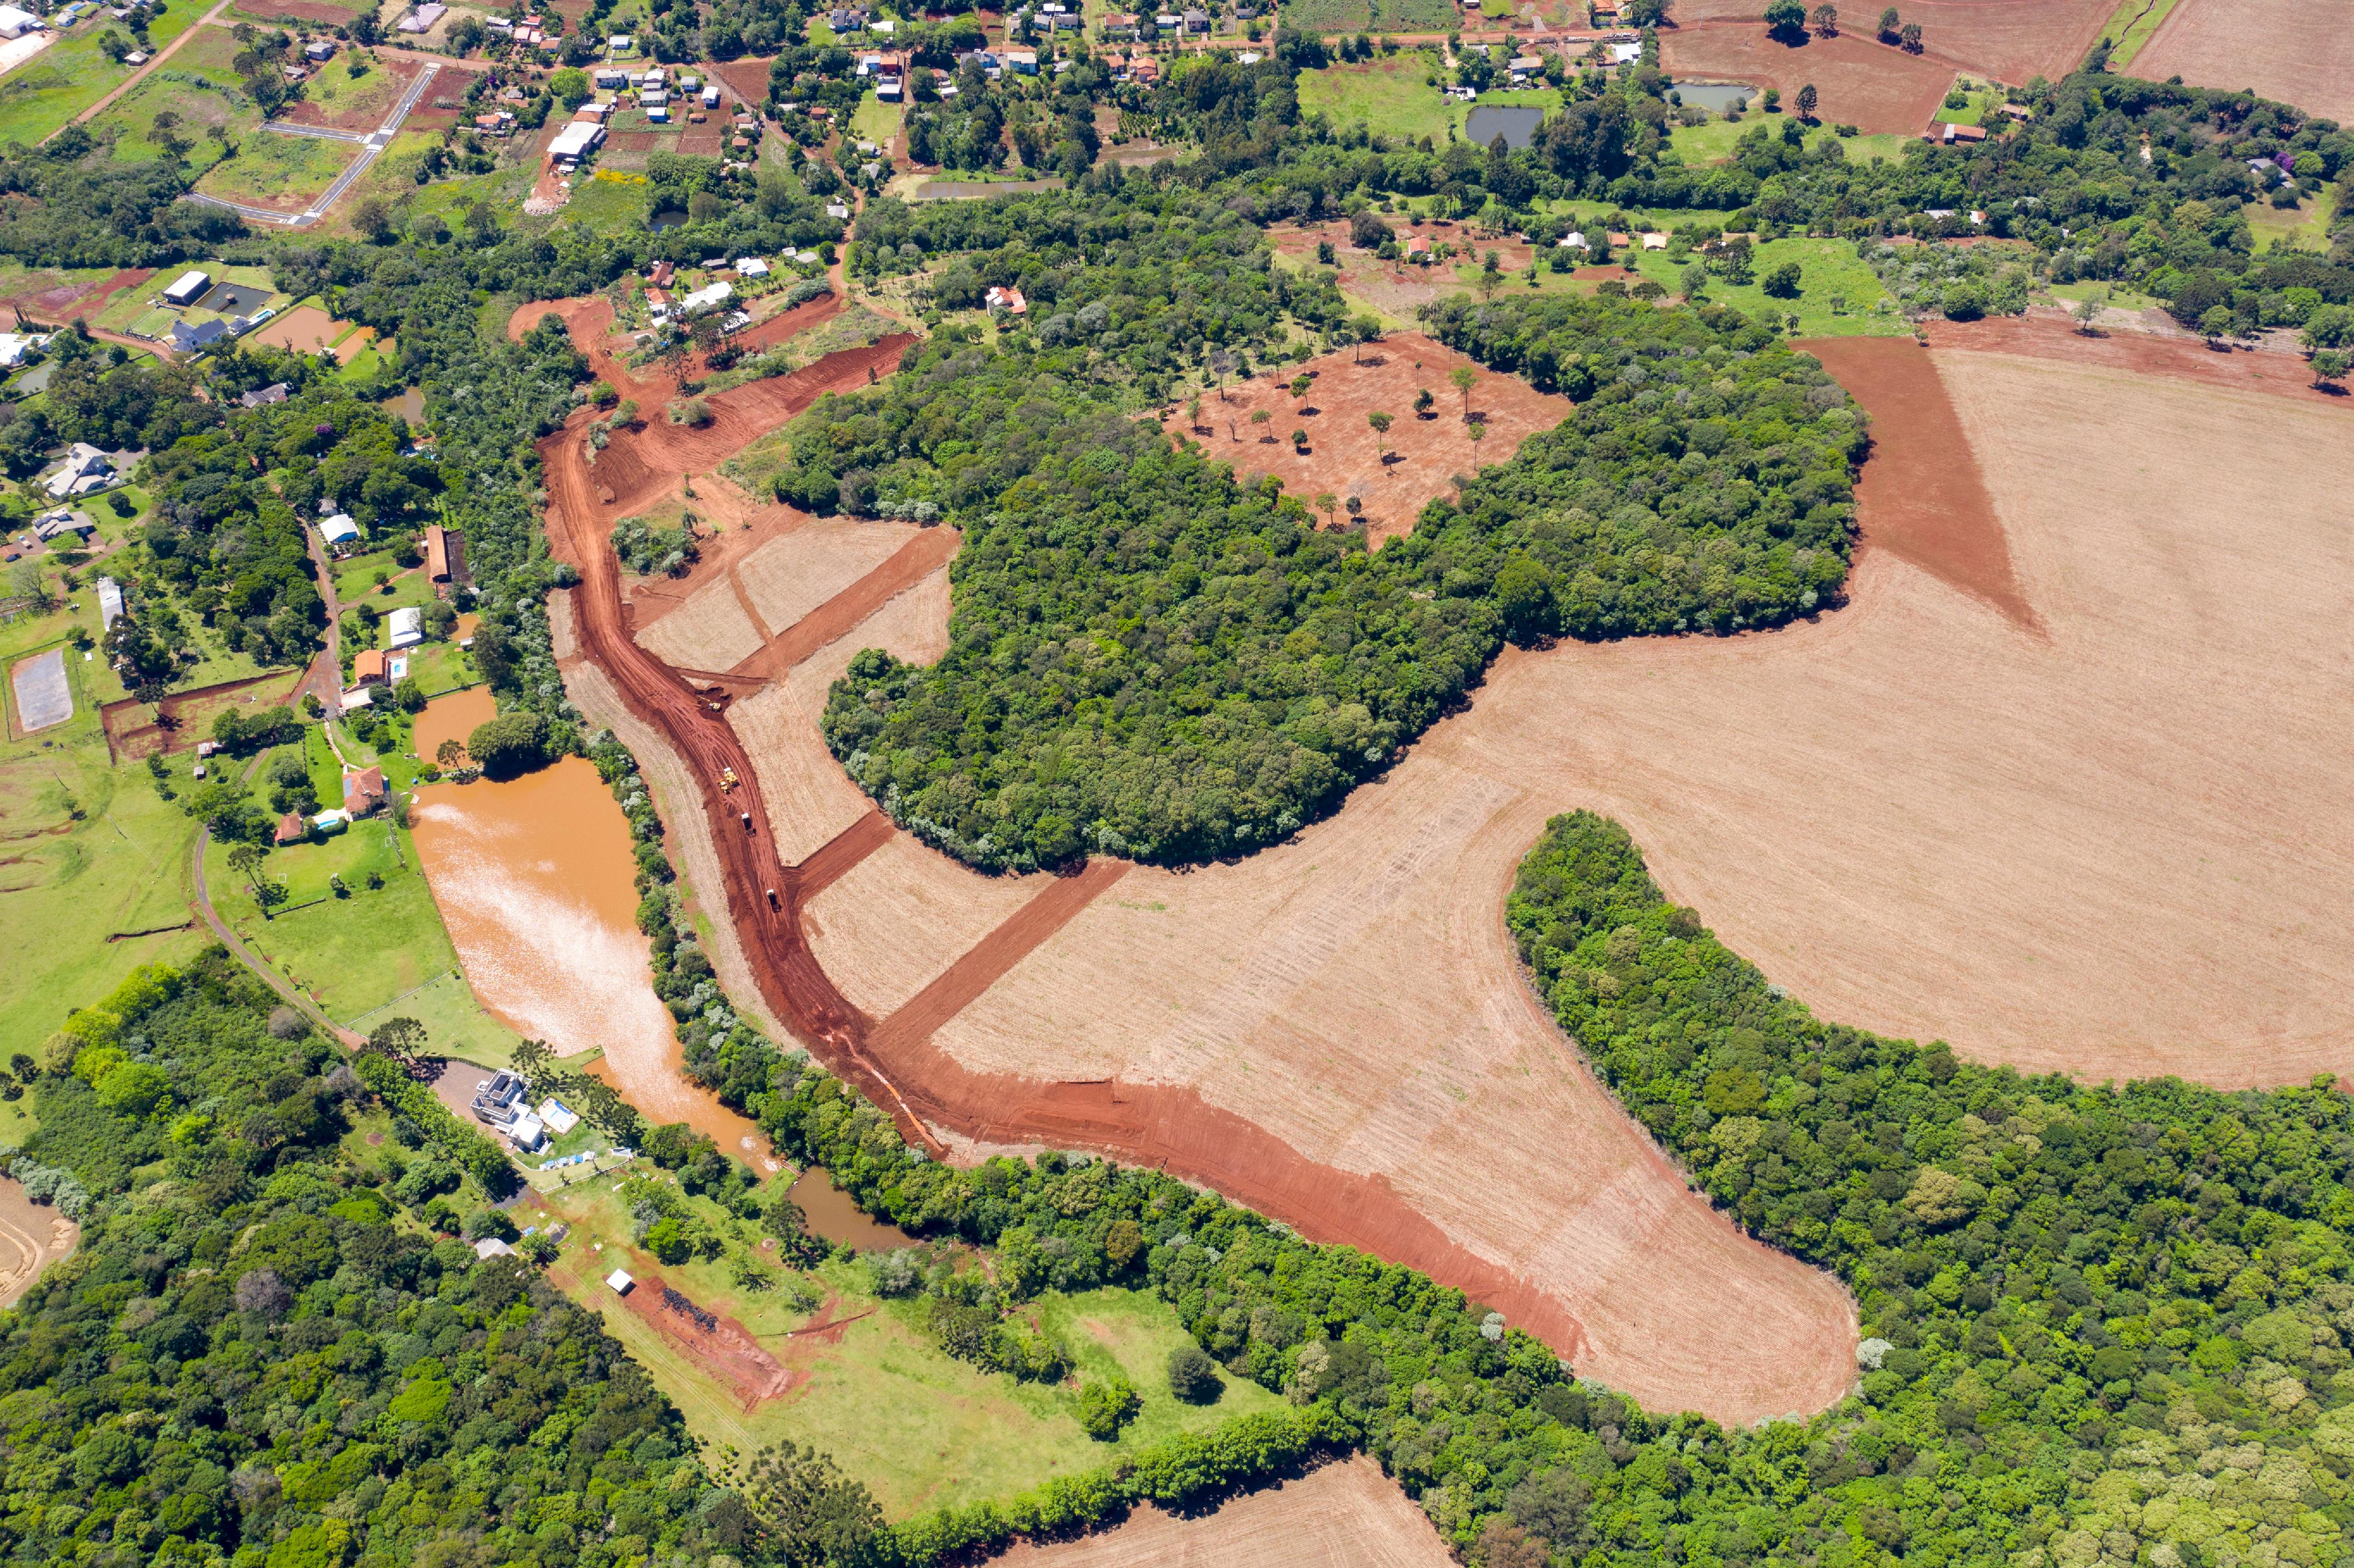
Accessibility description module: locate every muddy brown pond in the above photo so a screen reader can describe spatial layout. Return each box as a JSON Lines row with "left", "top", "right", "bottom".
{"left": 410, "top": 689, "right": 773, "bottom": 1166}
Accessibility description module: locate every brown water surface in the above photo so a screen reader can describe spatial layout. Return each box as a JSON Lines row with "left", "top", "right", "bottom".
{"left": 409, "top": 689, "right": 775, "bottom": 1168}
{"left": 787, "top": 1167, "right": 918, "bottom": 1251}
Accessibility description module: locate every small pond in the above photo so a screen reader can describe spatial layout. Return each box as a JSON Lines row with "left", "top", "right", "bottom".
{"left": 648, "top": 207, "right": 690, "bottom": 232}
{"left": 787, "top": 1166, "right": 920, "bottom": 1251}
{"left": 909, "top": 176, "right": 1064, "bottom": 201}
{"left": 1671, "top": 81, "right": 1757, "bottom": 113}
{"left": 1463, "top": 105, "right": 1544, "bottom": 151}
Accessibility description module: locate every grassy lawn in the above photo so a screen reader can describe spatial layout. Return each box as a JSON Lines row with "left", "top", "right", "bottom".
{"left": 93, "top": 69, "right": 251, "bottom": 171}
{"left": 393, "top": 639, "right": 476, "bottom": 699}
{"left": 1618, "top": 234, "right": 1906, "bottom": 337}
{"left": 536, "top": 1176, "right": 1286, "bottom": 1519}
{"left": 849, "top": 90, "right": 902, "bottom": 147}
{"left": 1938, "top": 79, "right": 2001, "bottom": 128}
{"left": 344, "top": 966, "right": 522, "bottom": 1069}
{"left": 2102, "top": 0, "right": 2184, "bottom": 72}
{"left": 297, "top": 53, "right": 410, "bottom": 126}
{"left": 0, "top": 598, "right": 208, "bottom": 1073}
{"left": 194, "top": 132, "right": 362, "bottom": 209}
{"left": 2249, "top": 183, "right": 2338, "bottom": 254}
{"left": 1669, "top": 118, "right": 1916, "bottom": 167}
{"left": 330, "top": 546, "right": 410, "bottom": 604}
{"left": 1277, "top": 0, "right": 1456, "bottom": 33}
{"left": 204, "top": 802, "right": 470, "bottom": 1027}
{"left": 563, "top": 169, "right": 653, "bottom": 234}
{"left": 1297, "top": 52, "right": 1459, "bottom": 145}
{"left": 0, "top": 10, "right": 197, "bottom": 147}
{"left": 2043, "top": 278, "right": 2162, "bottom": 313}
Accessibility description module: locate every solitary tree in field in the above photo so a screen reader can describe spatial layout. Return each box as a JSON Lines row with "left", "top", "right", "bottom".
{"left": 2310, "top": 349, "right": 2349, "bottom": 391}
{"left": 1796, "top": 82, "right": 1819, "bottom": 120}
{"left": 364, "top": 1016, "right": 429, "bottom": 1077}
{"left": 1348, "top": 312, "right": 1383, "bottom": 361}
{"left": 1291, "top": 426, "right": 1309, "bottom": 450}
{"left": 1251, "top": 407, "right": 1274, "bottom": 441}
{"left": 1764, "top": 0, "right": 1807, "bottom": 43}
{"left": 1367, "top": 409, "right": 1394, "bottom": 462}
{"left": 2072, "top": 295, "right": 2105, "bottom": 335}
{"left": 1467, "top": 420, "right": 1488, "bottom": 452}
{"left": 2199, "top": 305, "right": 2234, "bottom": 345}
{"left": 1449, "top": 363, "right": 1478, "bottom": 419}
{"left": 1289, "top": 373, "right": 1312, "bottom": 404}
{"left": 1414, "top": 386, "right": 1436, "bottom": 418}
{"left": 1810, "top": 3, "right": 1836, "bottom": 35}
{"left": 1899, "top": 19, "right": 1922, "bottom": 49}
{"left": 1185, "top": 393, "right": 1203, "bottom": 430}
{"left": 1479, "top": 249, "right": 1503, "bottom": 300}
{"left": 1876, "top": 5, "right": 1898, "bottom": 40}
{"left": 226, "top": 841, "right": 271, "bottom": 903}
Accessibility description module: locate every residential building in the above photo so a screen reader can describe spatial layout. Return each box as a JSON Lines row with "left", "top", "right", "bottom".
{"left": 0, "top": 331, "right": 49, "bottom": 367}
{"left": 44, "top": 444, "right": 113, "bottom": 500}
{"left": 97, "top": 577, "right": 123, "bottom": 631}
{"left": 424, "top": 523, "right": 455, "bottom": 584}
{"left": 343, "top": 766, "right": 387, "bottom": 816}
{"left": 240, "top": 381, "right": 290, "bottom": 407}
{"left": 548, "top": 121, "right": 606, "bottom": 163}
{"left": 274, "top": 812, "right": 307, "bottom": 846}
{"left": 319, "top": 513, "right": 360, "bottom": 549}
{"left": 353, "top": 649, "right": 389, "bottom": 685}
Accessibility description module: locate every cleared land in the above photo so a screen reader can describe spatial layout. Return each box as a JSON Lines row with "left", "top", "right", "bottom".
{"left": 734, "top": 517, "right": 925, "bottom": 642}
{"left": 637, "top": 569, "right": 768, "bottom": 672}
{"left": 0, "top": 1178, "right": 78, "bottom": 1311}
{"left": 245, "top": 305, "right": 356, "bottom": 356}
{"left": 193, "top": 131, "right": 364, "bottom": 211}
{"left": 725, "top": 681, "right": 879, "bottom": 865}
{"left": 999, "top": 1455, "right": 1451, "bottom": 1568}
{"left": 804, "top": 834, "right": 1044, "bottom": 1016}
{"left": 1657, "top": 27, "right": 1955, "bottom": 134}
{"left": 284, "top": 54, "right": 423, "bottom": 132}
{"left": 1164, "top": 333, "right": 1574, "bottom": 546}
{"left": 2128, "top": 0, "right": 2354, "bottom": 125}
{"left": 782, "top": 564, "right": 951, "bottom": 725}
{"left": 1669, "top": 0, "right": 2115, "bottom": 84}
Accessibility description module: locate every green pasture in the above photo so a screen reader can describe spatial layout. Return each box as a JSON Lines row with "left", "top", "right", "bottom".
{"left": 2102, "top": 0, "right": 2184, "bottom": 72}
{"left": 1622, "top": 233, "right": 1906, "bottom": 337}
{"left": 194, "top": 131, "right": 361, "bottom": 207}
{"left": 0, "top": 9, "right": 199, "bottom": 148}
{"left": 1277, "top": 0, "right": 1455, "bottom": 35}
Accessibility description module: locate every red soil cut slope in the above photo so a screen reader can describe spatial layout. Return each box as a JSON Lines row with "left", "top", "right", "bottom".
{"left": 1659, "top": 25, "right": 1955, "bottom": 133}
{"left": 2130, "top": 0, "right": 2354, "bottom": 125}
{"left": 1801, "top": 336, "right": 2036, "bottom": 631}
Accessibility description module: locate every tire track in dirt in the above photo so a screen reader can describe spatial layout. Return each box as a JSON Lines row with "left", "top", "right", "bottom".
{"left": 728, "top": 526, "right": 963, "bottom": 680}
{"left": 537, "top": 305, "right": 1609, "bottom": 1381}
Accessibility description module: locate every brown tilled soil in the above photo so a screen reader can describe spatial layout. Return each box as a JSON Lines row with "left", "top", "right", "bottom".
{"left": 782, "top": 563, "right": 952, "bottom": 724}
{"left": 735, "top": 517, "right": 924, "bottom": 638}
{"left": 1667, "top": 0, "right": 2114, "bottom": 84}
{"left": 996, "top": 1455, "right": 1451, "bottom": 1568}
{"left": 637, "top": 573, "right": 768, "bottom": 672}
{"left": 2130, "top": 0, "right": 2354, "bottom": 124}
{"left": 0, "top": 1178, "right": 76, "bottom": 1311}
{"left": 724, "top": 681, "right": 879, "bottom": 865}
{"left": 1928, "top": 308, "right": 2354, "bottom": 407}
{"left": 10, "top": 267, "right": 151, "bottom": 322}
{"left": 1659, "top": 25, "right": 1955, "bottom": 133}
{"left": 1803, "top": 337, "right": 2034, "bottom": 630}
{"left": 1163, "top": 333, "right": 1574, "bottom": 547}
{"left": 730, "top": 526, "right": 961, "bottom": 679}
{"left": 805, "top": 834, "right": 1046, "bottom": 1015}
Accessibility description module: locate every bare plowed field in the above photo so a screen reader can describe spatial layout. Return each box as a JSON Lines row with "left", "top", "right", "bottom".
{"left": 805, "top": 835, "right": 1045, "bottom": 1016}
{"left": 1164, "top": 333, "right": 1572, "bottom": 546}
{"left": 2131, "top": 0, "right": 2354, "bottom": 123}
{"left": 783, "top": 564, "right": 952, "bottom": 724}
{"left": 1666, "top": 0, "right": 2112, "bottom": 83}
{"left": 1930, "top": 309, "right": 2354, "bottom": 407}
{"left": 997, "top": 1455, "right": 1450, "bottom": 1568}
{"left": 1658, "top": 26, "right": 1955, "bottom": 133}
{"left": 725, "top": 681, "right": 877, "bottom": 865}
{"left": 736, "top": 517, "right": 922, "bottom": 637}
{"left": 636, "top": 571, "right": 768, "bottom": 672}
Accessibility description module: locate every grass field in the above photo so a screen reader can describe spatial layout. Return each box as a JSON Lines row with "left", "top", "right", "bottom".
{"left": 1297, "top": 53, "right": 1458, "bottom": 144}
{"left": 563, "top": 169, "right": 653, "bottom": 234}
{"left": 345, "top": 966, "right": 522, "bottom": 1068}
{"left": 2248, "top": 182, "right": 2338, "bottom": 253}
{"left": 295, "top": 54, "right": 409, "bottom": 128}
{"left": 2097, "top": 0, "right": 2184, "bottom": 71}
{"left": 91, "top": 67, "right": 251, "bottom": 171}
{"left": 849, "top": 91, "right": 902, "bottom": 148}
{"left": 1278, "top": 0, "right": 1455, "bottom": 33}
{"left": 0, "top": 9, "right": 199, "bottom": 148}
{"left": 1624, "top": 233, "right": 1905, "bottom": 336}
{"left": 537, "top": 1174, "right": 1287, "bottom": 1518}
{"left": 1668, "top": 118, "right": 1917, "bottom": 167}
{"left": 0, "top": 597, "right": 207, "bottom": 1073}
{"left": 194, "top": 132, "right": 361, "bottom": 209}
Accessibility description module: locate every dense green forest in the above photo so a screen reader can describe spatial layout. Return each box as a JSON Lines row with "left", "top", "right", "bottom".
{"left": 801, "top": 221, "right": 1857, "bottom": 868}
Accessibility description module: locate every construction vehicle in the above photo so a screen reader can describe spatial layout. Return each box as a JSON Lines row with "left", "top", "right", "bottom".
{"left": 718, "top": 766, "right": 738, "bottom": 792}
{"left": 741, "top": 811, "right": 753, "bottom": 833}
{"left": 764, "top": 888, "right": 779, "bottom": 910}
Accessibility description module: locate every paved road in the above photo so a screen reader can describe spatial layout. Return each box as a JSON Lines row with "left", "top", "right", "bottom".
{"left": 182, "top": 61, "right": 441, "bottom": 229}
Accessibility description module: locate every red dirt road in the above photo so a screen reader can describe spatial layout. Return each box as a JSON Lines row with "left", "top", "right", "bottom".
{"left": 537, "top": 308, "right": 1620, "bottom": 1396}
{"left": 1801, "top": 336, "right": 2036, "bottom": 631}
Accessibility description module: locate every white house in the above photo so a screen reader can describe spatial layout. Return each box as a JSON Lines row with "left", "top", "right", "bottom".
{"left": 97, "top": 577, "right": 124, "bottom": 631}
{"left": 319, "top": 513, "right": 360, "bottom": 548}
{"left": 44, "top": 444, "right": 113, "bottom": 500}
{"left": 0, "top": 331, "right": 49, "bottom": 367}
{"left": 606, "top": 32, "right": 633, "bottom": 51}
{"left": 548, "top": 121, "right": 605, "bottom": 163}
{"left": 605, "top": 1269, "right": 634, "bottom": 1295}
{"left": 387, "top": 606, "right": 424, "bottom": 648}
{"left": 678, "top": 280, "right": 733, "bottom": 315}
{"left": 735, "top": 256, "right": 770, "bottom": 278}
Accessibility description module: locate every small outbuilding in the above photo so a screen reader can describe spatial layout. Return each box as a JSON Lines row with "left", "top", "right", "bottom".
{"left": 606, "top": 1269, "right": 634, "bottom": 1295}
{"left": 387, "top": 606, "right": 423, "bottom": 648}
{"left": 162, "top": 269, "right": 211, "bottom": 307}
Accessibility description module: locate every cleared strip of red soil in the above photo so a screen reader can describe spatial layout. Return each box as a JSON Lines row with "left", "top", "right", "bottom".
{"left": 1802, "top": 336, "right": 2037, "bottom": 631}
{"left": 871, "top": 861, "right": 1133, "bottom": 1052}
{"left": 729, "top": 526, "right": 963, "bottom": 679}
{"left": 795, "top": 810, "right": 897, "bottom": 901}
{"left": 537, "top": 306, "right": 1609, "bottom": 1393}
{"left": 727, "top": 564, "right": 775, "bottom": 642}
{"left": 550, "top": 1251, "right": 795, "bottom": 1408}
{"left": 1926, "top": 309, "right": 2354, "bottom": 409}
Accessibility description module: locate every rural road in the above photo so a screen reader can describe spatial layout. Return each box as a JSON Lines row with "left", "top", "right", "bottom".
{"left": 182, "top": 60, "right": 441, "bottom": 229}
{"left": 52, "top": 0, "right": 234, "bottom": 140}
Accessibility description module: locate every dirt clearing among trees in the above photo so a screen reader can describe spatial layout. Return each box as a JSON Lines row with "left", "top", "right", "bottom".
{"left": 997, "top": 1455, "right": 1451, "bottom": 1568}
{"left": 2129, "top": 0, "right": 2354, "bottom": 124}
{"left": 1668, "top": 0, "right": 2114, "bottom": 84}
{"left": 1161, "top": 333, "right": 1572, "bottom": 546}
